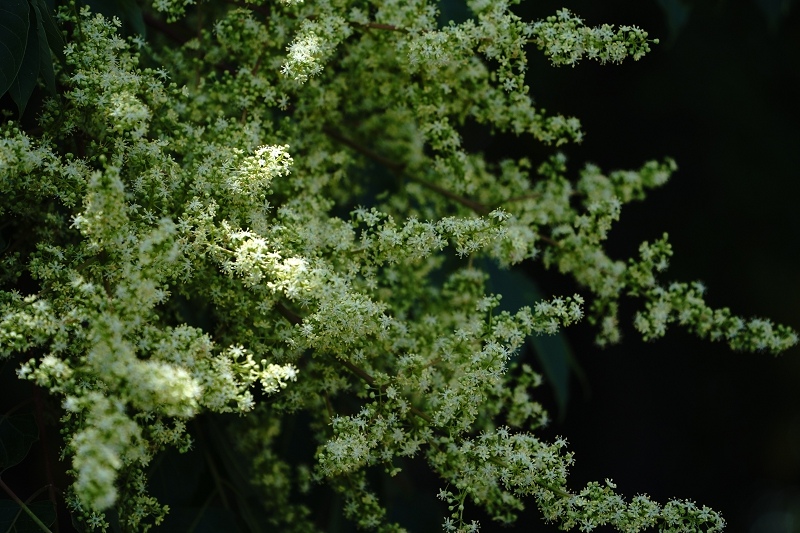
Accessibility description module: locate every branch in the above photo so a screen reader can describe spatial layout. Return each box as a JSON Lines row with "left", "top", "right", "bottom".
{"left": 323, "top": 127, "right": 562, "bottom": 248}
{"left": 406, "top": 175, "right": 490, "bottom": 215}
{"left": 274, "top": 301, "right": 302, "bottom": 326}
{"left": 322, "top": 127, "right": 489, "bottom": 214}
{"left": 322, "top": 126, "right": 403, "bottom": 173}
{"left": 350, "top": 21, "right": 409, "bottom": 33}
{"left": 274, "top": 300, "right": 433, "bottom": 424}
{"left": 487, "top": 456, "right": 571, "bottom": 498}
{"left": 0, "top": 478, "right": 53, "bottom": 533}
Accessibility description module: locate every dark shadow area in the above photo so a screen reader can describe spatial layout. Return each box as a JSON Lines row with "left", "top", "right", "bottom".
{"left": 486, "top": 1, "right": 800, "bottom": 531}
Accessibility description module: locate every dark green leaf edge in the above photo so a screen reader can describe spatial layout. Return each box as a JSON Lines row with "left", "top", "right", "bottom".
{"left": 0, "top": 0, "right": 31, "bottom": 96}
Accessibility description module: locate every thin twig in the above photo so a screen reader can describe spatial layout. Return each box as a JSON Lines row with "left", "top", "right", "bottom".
{"left": 274, "top": 301, "right": 302, "bottom": 326}
{"left": 539, "top": 235, "right": 560, "bottom": 247}
{"left": 194, "top": 422, "right": 232, "bottom": 511}
{"left": 0, "top": 478, "right": 53, "bottom": 533}
{"left": 274, "top": 301, "right": 434, "bottom": 425}
{"left": 406, "top": 175, "right": 490, "bottom": 215}
{"left": 322, "top": 127, "right": 490, "bottom": 214}
{"left": 322, "top": 126, "right": 403, "bottom": 173}
{"left": 323, "top": 127, "right": 564, "bottom": 248}
{"left": 350, "top": 21, "right": 409, "bottom": 33}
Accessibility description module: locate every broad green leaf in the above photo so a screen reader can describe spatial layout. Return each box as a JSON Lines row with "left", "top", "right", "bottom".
{"left": 655, "top": 0, "right": 692, "bottom": 43}
{"left": 70, "top": 512, "right": 87, "bottom": 533}
{"left": 116, "top": 0, "right": 146, "bottom": 37}
{"left": 528, "top": 328, "right": 572, "bottom": 420}
{"left": 0, "top": 414, "right": 38, "bottom": 473}
{"left": 84, "top": 0, "right": 146, "bottom": 37}
{"left": 31, "top": 1, "right": 55, "bottom": 95}
{"left": 437, "top": 0, "right": 471, "bottom": 26}
{"left": 754, "top": 0, "right": 793, "bottom": 30}
{"left": 0, "top": 499, "right": 56, "bottom": 533}
{"left": 8, "top": 3, "right": 38, "bottom": 117}
{"left": 482, "top": 260, "right": 575, "bottom": 418}
{"left": 0, "top": 0, "right": 30, "bottom": 96}
{"left": 32, "top": 0, "right": 65, "bottom": 64}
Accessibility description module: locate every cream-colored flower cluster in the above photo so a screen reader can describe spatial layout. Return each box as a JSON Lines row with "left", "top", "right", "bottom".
{"left": 0, "top": 1, "right": 795, "bottom": 532}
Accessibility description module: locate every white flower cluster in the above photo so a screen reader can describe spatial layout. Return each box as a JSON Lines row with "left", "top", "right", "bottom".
{"left": 0, "top": 1, "right": 794, "bottom": 532}
{"left": 529, "top": 8, "right": 657, "bottom": 67}
{"left": 65, "top": 393, "right": 146, "bottom": 511}
{"left": 281, "top": 17, "right": 353, "bottom": 83}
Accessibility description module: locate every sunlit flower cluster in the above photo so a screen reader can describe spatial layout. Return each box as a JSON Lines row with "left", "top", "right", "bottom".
{"left": 0, "top": 1, "right": 794, "bottom": 531}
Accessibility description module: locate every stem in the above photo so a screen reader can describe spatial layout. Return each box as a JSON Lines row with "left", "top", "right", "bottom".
{"left": 274, "top": 301, "right": 434, "bottom": 426}
{"left": 323, "top": 392, "right": 335, "bottom": 420}
{"left": 323, "top": 127, "right": 490, "bottom": 214}
{"left": 322, "top": 127, "right": 563, "bottom": 251}
{"left": 408, "top": 404, "right": 433, "bottom": 424}
{"left": 534, "top": 479, "right": 571, "bottom": 499}
{"left": 350, "top": 21, "right": 409, "bottom": 34}
{"left": 338, "top": 357, "right": 382, "bottom": 389}
{"left": 274, "top": 301, "right": 302, "bottom": 326}
{"left": 406, "top": 175, "right": 490, "bottom": 215}
{"left": 0, "top": 478, "right": 54, "bottom": 533}
{"left": 539, "top": 234, "right": 560, "bottom": 247}
{"left": 323, "top": 126, "right": 403, "bottom": 173}
{"left": 194, "top": 422, "right": 232, "bottom": 511}
{"left": 487, "top": 457, "right": 571, "bottom": 498}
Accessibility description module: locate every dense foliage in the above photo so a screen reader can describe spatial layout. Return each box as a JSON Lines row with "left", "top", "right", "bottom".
{"left": 1, "top": 0, "right": 796, "bottom": 531}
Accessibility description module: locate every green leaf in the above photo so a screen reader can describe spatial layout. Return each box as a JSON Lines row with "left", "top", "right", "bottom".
{"left": 31, "top": 0, "right": 65, "bottom": 64}
{"left": 0, "top": 0, "right": 30, "bottom": 97}
{"left": 84, "top": 0, "right": 146, "bottom": 37}
{"left": 8, "top": 3, "right": 38, "bottom": 117}
{"left": 655, "top": 0, "right": 692, "bottom": 44}
{"left": 0, "top": 414, "right": 39, "bottom": 473}
{"left": 116, "top": 0, "right": 146, "bottom": 38}
{"left": 30, "top": 1, "right": 55, "bottom": 95}
{"left": 754, "top": 0, "right": 793, "bottom": 31}
{"left": 482, "top": 261, "right": 576, "bottom": 418}
{"left": 528, "top": 328, "right": 572, "bottom": 420}
{"left": 0, "top": 500, "right": 55, "bottom": 533}
{"left": 0, "top": 499, "right": 57, "bottom": 533}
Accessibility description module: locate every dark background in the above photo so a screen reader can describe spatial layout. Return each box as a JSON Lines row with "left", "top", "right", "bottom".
{"left": 500, "top": 1, "right": 800, "bottom": 531}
